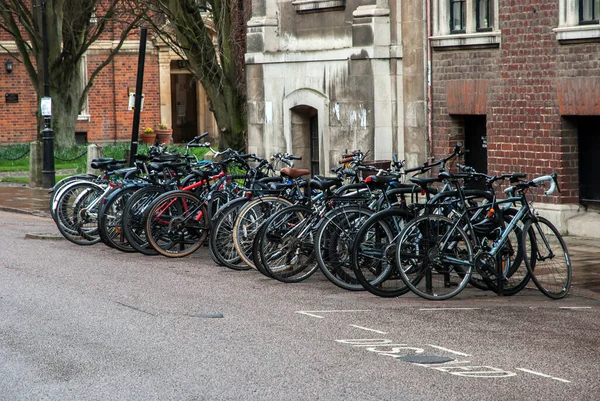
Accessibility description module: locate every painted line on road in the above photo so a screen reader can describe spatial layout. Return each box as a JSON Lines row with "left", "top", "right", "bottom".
{"left": 349, "top": 324, "right": 388, "bottom": 334}
{"left": 427, "top": 344, "right": 471, "bottom": 357}
{"left": 559, "top": 307, "right": 592, "bottom": 310}
{"left": 419, "top": 308, "right": 481, "bottom": 311}
{"left": 296, "top": 310, "right": 371, "bottom": 319}
{"left": 516, "top": 368, "right": 571, "bottom": 383}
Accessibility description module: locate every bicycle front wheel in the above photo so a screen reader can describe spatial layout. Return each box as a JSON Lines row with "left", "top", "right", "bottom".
{"left": 522, "top": 216, "right": 571, "bottom": 299}
{"left": 397, "top": 214, "right": 474, "bottom": 300}
{"left": 145, "top": 191, "right": 209, "bottom": 258}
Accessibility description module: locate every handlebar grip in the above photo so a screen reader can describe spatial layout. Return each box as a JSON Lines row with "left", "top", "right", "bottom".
{"left": 288, "top": 155, "right": 302, "bottom": 160}
{"left": 339, "top": 156, "right": 353, "bottom": 164}
{"left": 196, "top": 132, "right": 209, "bottom": 140}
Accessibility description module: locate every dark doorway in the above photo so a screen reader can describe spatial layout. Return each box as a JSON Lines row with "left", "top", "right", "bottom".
{"left": 578, "top": 117, "right": 600, "bottom": 205}
{"left": 464, "top": 116, "right": 487, "bottom": 189}
{"left": 170, "top": 72, "right": 198, "bottom": 143}
{"left": 290, "top": 105, "right": 317, "bottom": 172}
{"left": 310, "top": 115, "right": 319, "bottom": 176}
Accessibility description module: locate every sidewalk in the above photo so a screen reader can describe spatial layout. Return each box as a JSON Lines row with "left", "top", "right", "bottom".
{"left": 0, "top": 183, "right": 598, "bottom": 300}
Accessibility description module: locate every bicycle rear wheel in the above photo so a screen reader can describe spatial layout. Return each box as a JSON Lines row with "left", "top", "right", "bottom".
{"left": 259, "top": 205, "right": 319, "bottom": 283}
{"left": 522, "top": 216, "right": 571, "bottom": 299}
{"left": 397, "top": 214, "right": 473, "bottom": 300}
{"left": 233, "top": 197, "right": 293, "bottom": 269}
{"left": 98, "top": 186, "right": 141, "bottom": 252}
{"left": 352, "top": 208, "right": 412, "bottom": 297}
{"left": 122, "top": 186, "right": 166, "bottom": 255}
{"left": 209, "top": 198, "right": 250, "bottom": 270}
{"left": 145, "top": 191, "right": 209, "bottom": 258}
{"left": 315, "top": 206, "right": 374, "bottom": 291}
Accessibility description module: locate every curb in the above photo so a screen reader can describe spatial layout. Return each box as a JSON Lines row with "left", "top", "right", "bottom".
{"left": 24, "top": 233, "right": 64, "bottom": 241}
{"left": 0, "top": 206, "right": 50, "bottom": 218}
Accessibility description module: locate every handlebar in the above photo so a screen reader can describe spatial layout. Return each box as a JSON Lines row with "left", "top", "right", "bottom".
{"left": 503, "top": 173, "right": 560, "bottom": 196}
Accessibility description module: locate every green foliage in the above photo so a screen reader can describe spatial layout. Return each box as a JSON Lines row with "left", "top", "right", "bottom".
{"left": 0, "top": 142, "right": 214, "bottom": 175}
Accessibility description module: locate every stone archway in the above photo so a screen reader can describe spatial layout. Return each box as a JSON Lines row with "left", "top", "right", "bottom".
{"left": 283, "top": 89, "right": 329, "bottom": 174}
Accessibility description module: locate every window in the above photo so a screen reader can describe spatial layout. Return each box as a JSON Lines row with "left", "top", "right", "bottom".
{"left": 78, "top": 55, "right": 90, "bottom": 121}
{"left": 450, "top": 0, "right": 466, "bottom": 33}
{"left": 292, "top": 0, "right": 345, "bottom": 14}
{"left": 555, "top": 0, "right": 600, "bottom": 41}
{"left": 580, "top": 0, "right": 600, "bottom": 24}
{"left": 476, "top": 0, "right": 493, "bottom": 31}
{"left": 431, "top": 0, "right": 500, "bottom": 48}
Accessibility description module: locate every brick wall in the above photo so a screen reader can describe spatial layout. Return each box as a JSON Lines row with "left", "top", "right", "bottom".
{"left": 0, "top": 49, "right": 161, "bottom": 145}
{"left": 431, "top": 0, "right": 589, "bottom": 204}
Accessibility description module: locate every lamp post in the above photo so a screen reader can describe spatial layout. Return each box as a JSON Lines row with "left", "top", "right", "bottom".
{"left": 41, "top": 0, "right": 55, "bottom": 188}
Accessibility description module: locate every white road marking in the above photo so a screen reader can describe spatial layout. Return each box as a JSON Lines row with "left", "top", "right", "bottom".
{"left": 296, "top": 311, "right": 325, "bottom": 319}
{"left": 516, "top": 368, "right": 571, "bottom": 383}
{"left": 559, "top": 307, "right": 592, "bottom": 310}
{"left": 349, "top": 325, "right": 388, "bottom": 334}
{"left": 427, "top": 344, "right": 471, "bottom": 356}
{"left": 419, "top": 308, "right": 481, "bottom": 311}
{"left": 296, "top": 310, "right": 371, "bottom": 319}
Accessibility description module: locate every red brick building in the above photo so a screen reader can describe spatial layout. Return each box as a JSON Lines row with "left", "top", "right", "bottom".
{"left": 429, "top": 0, "right": 600, "bottom": 235}
{"left": 0, "top": 27, "right": 216, "bottom": 145}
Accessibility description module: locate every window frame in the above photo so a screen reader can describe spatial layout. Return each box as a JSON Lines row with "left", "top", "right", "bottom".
{"left": 431, "top": 0, "right": 500, "bottom": 49}
{"left": 579, "top": 0, "right": 600, "bottom": 24}
{"left": 77, "top": 54, "right": 90, "bottom": 121}
{"left": 450, "top": 0, "right": 466, "bottom": 33}
{"left": 555, "top": 0, "right": 600, "bottom": 42}
{"left": 476, "top": 0, "right": 494, "bottom": 32}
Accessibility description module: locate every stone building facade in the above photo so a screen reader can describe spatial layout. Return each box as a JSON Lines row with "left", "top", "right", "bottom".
{"left": 0, "top": 30, "right": 216, "bottom": 145}
{"left": 245, "top": 0, "right": 428, "bottom": 174}
{"left": 429, "top": 0, "right": 600, "bottom": 235}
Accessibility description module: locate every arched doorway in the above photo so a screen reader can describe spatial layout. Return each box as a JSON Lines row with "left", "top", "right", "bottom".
{"left": 290, "top": 105, "right": 319, "bottom": 175}
{"left": 283, "top": 89, "right": 328, "bottom": 175}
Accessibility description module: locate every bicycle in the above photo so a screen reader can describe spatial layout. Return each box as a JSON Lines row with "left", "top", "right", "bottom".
{"left": 395, "top": 171, "right": 571, "bottom": 300}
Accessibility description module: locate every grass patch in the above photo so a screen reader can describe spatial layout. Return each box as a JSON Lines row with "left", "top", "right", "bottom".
{"left": 0, "top": 142, "right": 213, "bottom": 174}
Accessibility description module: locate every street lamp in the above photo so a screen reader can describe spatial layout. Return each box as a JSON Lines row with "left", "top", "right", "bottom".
{"left": 5, "top": 59, "right": 13, "bottom": 73}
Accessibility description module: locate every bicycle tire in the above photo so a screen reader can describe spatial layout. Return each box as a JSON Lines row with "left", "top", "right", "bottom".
{"left": 145, "top": 191, "right": 209, "bottom": 258}
{"left": 482, "top": 209, "right": 531, "bottom": 296}
{"left": 232, "top": 196, "right": 293, "bottom": 269}
{"left": 54, "top": 182, "right": 104, "bottom": 246}
{"left": 122, "top": 186, "right": 167, "bottom": 255}
{"left": 258, "top": 205, "right": 319, "bottom": 283}
{"left": 352, "top": 208, "right": 412, "bottom": 297}
{"left": 397, "top": 214, "right": 473, "bottom": 300}
{"left": 98, "top": 186, "right": 141, "bottom": 252}
{"left": 522, "top": 216, "right": 571, "bottom": 299}
{"left": 315, "top": 206, "right": 374, "bottom": 291}
{"left": 208, "top": 197, "right": 251, "bottom": 270}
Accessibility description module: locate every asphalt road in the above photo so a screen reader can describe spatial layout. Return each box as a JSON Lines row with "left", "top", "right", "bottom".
{"left": 1, "top": 211, "right": 599, "bottom": 400}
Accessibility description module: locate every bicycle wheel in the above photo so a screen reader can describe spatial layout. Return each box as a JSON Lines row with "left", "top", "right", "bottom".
{"left": 122, "top": 186, "right": 166, "bottom": 255}
{"left": 427, "top": 188, "right": 494, "bottom": 291}
{"left": 50, "top": 174, "right": 97, "bottom": 222}
{"left": 522, "top": 216, "right": 571, "bottom": 299}
{"left": 480, "top": 209, "right": 531, "bottom": 296}
{"left": 397, "top": 214, "right": 473, "bottom": 300}
{"left": 209, "top": 197, "right": 250, "bottom": 270}
{"left": 259, "top": 205, "right": 319, "bottom": 283}
{"left": 232, "top": 196, "right": 293, "bottom": 269}
{"left": 315, "top": 206, "right": 374, "bottom": 291}
{"left": 98, "top": 186, "right": 141, "bottom": 252}
{"left": 145, "top": 191, "right": 209, "bottom": 258}
{"left": 352, "top": 208, "right": 412, "bottom": 297}
{"left": 54, "top": 182, "right": 104, "bottom": 246}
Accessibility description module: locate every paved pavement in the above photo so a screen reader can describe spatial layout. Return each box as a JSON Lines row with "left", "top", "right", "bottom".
{"left": 0, "top": 183, "right": 598, "bottom": 300}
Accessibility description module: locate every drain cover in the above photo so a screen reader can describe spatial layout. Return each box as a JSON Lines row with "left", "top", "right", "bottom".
{"left": 190, "top": 312, "right": 224, "bottom": 318}
{"left": 398, "top": 355, "right": 454, "bottom": 364}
